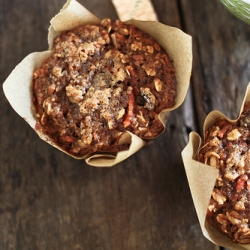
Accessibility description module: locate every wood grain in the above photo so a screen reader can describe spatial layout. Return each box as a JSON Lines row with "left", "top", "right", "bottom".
{"left": 1, "top": 0, "right": 250, "bottom": 249}
{"left": 181, "top": 0, "right": 250, "bottom": 133}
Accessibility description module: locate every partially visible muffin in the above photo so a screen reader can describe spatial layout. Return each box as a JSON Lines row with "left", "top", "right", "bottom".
{"left": 198, "top": 102, "right": 250, "bottom": 244}
{"left": 32, "top": 18, "right": 176, "bottom": 157}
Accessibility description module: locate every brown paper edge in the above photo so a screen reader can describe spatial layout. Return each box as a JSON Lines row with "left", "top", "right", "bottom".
{"left": 182, "top": 82, "right": 250, "bottom": 249}
{"left": 2, "top": 0, "right": 192, "bottom": 167}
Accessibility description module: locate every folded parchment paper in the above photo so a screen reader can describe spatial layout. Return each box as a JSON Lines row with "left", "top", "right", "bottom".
{"left": 182, "top": 82, "right": 250, "bottom": 249}
{"left": 3, "top": 0, "right": 192, "bottom": 167}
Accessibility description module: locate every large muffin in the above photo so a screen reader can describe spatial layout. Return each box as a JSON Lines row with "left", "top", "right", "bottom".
{"left": 32, "top": 18, "right": 176, "bottom": 157}
{"left": 198, "top": 102, "right": 250, "bottom": 244}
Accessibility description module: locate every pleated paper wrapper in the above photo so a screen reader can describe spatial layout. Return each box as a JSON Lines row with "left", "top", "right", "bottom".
{"left": 182, "top": 82, "right": 250, "bottom": 249}
{"left": 3, "top": 0, "right": 192, "bottom": 167}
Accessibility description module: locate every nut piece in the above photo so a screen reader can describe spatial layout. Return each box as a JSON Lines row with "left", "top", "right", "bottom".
{"left": 101, "top": 18, "right": 112, "bottom": 33}
{"left": 144, "top": 67, "right": 156, "bottom": 76}
{"left": 235, "top": 199, "right": 246, "bottom": 211}
{"left": 227, "top": 129, "right": 242, "bottom": 141}
{"left": 147, "top": 46, "right": 154, "bottom": 54}
{"left": 131, "top": 42, "right": 142, "bottom": 51}
{"left": 120, "top": 28, "right": 129, "bottom": 35}
{"left": 212, "top": 188, "right": 227, "bottom": 205}
{"left": 154, "top": 78, "right": 162, "bottom": 92}
{"left": 111, "top": 34, "right": 117, "bottom": 48}
{"left": 216, "top": 214, "right": 229, "bottom": 226}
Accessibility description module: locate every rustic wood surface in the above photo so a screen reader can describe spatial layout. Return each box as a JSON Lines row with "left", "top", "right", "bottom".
{"left": 1, "top": 0, "right": 250, "bottom": 249}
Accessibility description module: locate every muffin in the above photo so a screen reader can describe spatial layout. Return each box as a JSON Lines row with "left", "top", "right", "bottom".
{"left": 198, "top": 102, "right": 250, "bottom": 244}
{"left": 32, "top": 18, "right": 176, "bottom": 157}
{"left": 3, "top": 0, "right": 192, "bottom": 166}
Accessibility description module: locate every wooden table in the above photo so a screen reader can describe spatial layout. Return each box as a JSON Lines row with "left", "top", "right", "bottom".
{"left": 1, "top": 0, "right": 250, "bottom": 249}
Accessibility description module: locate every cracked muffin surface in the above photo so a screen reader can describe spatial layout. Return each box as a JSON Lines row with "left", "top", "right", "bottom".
{"left": 33, "top": 19, "right": 176, "bottom": 156}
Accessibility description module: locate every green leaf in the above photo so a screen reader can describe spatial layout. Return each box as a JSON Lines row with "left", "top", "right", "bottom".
{"left": 220, "top": 0, "right": 250, "bottom": 24}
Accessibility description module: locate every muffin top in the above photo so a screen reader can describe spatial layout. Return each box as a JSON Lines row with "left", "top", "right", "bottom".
{"left": 32, "top": 19, "right": 176, "bottom": 157}
{"left": 198, "top": 102, "right": 250, "bottom": 244}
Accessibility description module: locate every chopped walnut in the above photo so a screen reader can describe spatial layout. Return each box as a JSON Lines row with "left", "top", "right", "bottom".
{"left": 217, "top": 214, "right": 229, "bottom": 226}
{"left": 212, "top": 188, "right": 227, "bottom": 205}
{"left": 235, "top": 198, "right": 246, "bottom": 211}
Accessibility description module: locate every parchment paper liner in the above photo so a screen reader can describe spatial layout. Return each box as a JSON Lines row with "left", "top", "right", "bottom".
{"left": 3, "top": 0, "right": 192, "bottom": 167}
{"left": 182, "top": 82, "right": 250, "bottom": 249}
